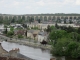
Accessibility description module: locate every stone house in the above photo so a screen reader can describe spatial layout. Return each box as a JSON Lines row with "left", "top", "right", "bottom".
{"left": 38, "top": 31, "right": 48, "bottom": 42}
{"left": 27, "top": 29, "right": 40, "bottom": 40}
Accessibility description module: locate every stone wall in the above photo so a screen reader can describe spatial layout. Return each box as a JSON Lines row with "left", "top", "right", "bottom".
{"left": 0, "top": 56, "right": 25, "bottom": 60}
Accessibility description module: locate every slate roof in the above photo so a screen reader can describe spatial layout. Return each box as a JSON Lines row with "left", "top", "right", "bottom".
{"left": 38, "top": 31, "right": 47, "bottom": 36}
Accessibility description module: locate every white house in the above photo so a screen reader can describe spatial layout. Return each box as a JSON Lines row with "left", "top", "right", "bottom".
{"left": 38, "top": 31, "right": 48, "bottom": 42}
{"left": 27, "top": 29, "right": 40, "bottom": 40}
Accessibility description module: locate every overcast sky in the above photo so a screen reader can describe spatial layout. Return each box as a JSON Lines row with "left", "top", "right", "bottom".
{"left": 0, "top": 0, "right": 80, "bottom": 14}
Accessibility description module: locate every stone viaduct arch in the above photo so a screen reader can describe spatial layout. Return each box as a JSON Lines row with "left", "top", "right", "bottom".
{"left": 1, "top": 14, "right": 80, "bottom": 23}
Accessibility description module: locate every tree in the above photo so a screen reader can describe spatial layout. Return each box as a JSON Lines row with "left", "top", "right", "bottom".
{"left": 22, "top": 16, "right": 25, "bottom": 20}
{"left": 3, "top": 17, "right": 10, "bottom": 25}
{"left": 50, "top": 26, "right": 56, "bottom": 31}
{"left": 25, "top": 30, "right": 27, "bottom": 37}
{"left": 3, "top": 26, "right": 8, "bottom": 34}
{"left": 10, "top": 26, "right": 14, "bottom": 31}
{"left": 55, "top": 23, "right": 59, "bottom": 29}
{"left": 18, "top": 34, "right": 23, "bottom": 38}
{"left": 22, "top": 24, "right": 27, "bottom": 28}
{"left": 7, "top": 31, "right": 14, "bottom": 37}
{"left": 77, "top": 34, "right": 80, "bottom": 42}
{"left": 77, "top": 27, "right": 80, "bottom": 34}
{"left": 51, "top": 37, "right": 80, "bottom": 58}
{"left": 66, "top": 26, "right": 76, "bottom": 33}
{"left": 64, "top": 19, "right": 66, "bottom": 24}
{"left": 21, "top": 16, "right": 25, "bottom": 23}
{"left": 65, "top": 41, "right": 79, "bottom": 58}
{"left": 11, "top": 18, "right": 15, "bottom": 23}
{"left": 69, "top": 20, "right": 73, "bottom": 24}
{"left": 40, "top": 40, "right": 47, "bottom": 45}
{"left": 46, "top": 25, "right": 51, "bottom": 33}
{"left": 31, "top": 27, "right": 39, "bottom": 30}
{"left": 29, "top": 17, "right": 34, "bottom": 23}
{"left": 49, "top": 30, "right": 67, "bottom": 40}
{"left": 51, "top": 38, "right": 70, "bottom": 56}
{"left": 0, "top": 16, "right": 3, "bottom": 24}
{"left": 38, "top": 19, "right": 41, "bottom": 23}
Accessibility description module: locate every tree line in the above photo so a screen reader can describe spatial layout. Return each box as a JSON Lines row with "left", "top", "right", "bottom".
{"left": 46, "top": 24, "right": 80, "bottom": 58}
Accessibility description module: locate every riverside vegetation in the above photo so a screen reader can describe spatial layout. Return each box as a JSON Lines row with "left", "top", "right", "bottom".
{"left": 48, "top": 23, "right": 80, "bottom": 59}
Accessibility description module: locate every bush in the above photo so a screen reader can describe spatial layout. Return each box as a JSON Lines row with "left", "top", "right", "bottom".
{"left": 18, "top": 34, "right": 23, "bottom": 38}
{"left": 7, "top": 31, "right": 14, "bottom": 37}
{"left": 51, "top": 38, "right": 80, "bottom": 58}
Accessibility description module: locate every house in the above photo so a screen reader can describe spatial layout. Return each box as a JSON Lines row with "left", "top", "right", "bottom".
{"left": 14, "top": 25, "right": 24, "bottom": 29}
{"left": 38, "top": 31, "right": 48, "bottom": 42}
{"left": 27, "top": 29, "right": 40, "bottom": 40}
{"left": 10, "top": 23, "right": 24, "bottom": 29}
{"left": 27, "top": 23, "right": 38, "bottom": 29}
{"left": 14, "top": 30, "right": 26, "bottom": 36}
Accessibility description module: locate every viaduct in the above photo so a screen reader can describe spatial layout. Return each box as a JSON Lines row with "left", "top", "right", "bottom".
{"left": 0, "top": 14, "right": 80, "bottom": 22}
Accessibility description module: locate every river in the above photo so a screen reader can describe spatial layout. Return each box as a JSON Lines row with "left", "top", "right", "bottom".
{"left": 1, "top": 41, "right": 52, "bottom": 60}
{"left": 1, "top": 41, "right": 80, "bottom": 60}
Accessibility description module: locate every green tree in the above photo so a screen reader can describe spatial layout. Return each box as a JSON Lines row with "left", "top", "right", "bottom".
{"left": 11, "top": 18, "right": 15, "bottom": 23}
{"left": 22, "top": 24, "right": 27, "bottom": 28}
{"left": 3, "top": 26, "right": 8, "bottom": 34}
{"left": 7, "top": 31, "right": 14, "bottom": 37}
{"left": 46, "top": 25, "right": 51, "bottom": 33}
{"left": 51, "top": 38, "right": 80, "bottom": 58}
{"left": 66, "top": 26, "right": 76, "bottom": 33}
{"left": 3, "top": 17, "right": 10, "bottom": 25}
{"left": 51, "top": 38, "right": 70, "bottom": 56}
{"left": 55, "top": 23, "right": 59, "bottom": 29}
{"left": 18, "top": 34, "right": 23, "bottom": 38}
{"left": 77, "top": 27, "right": 80, "bottom": 34}
{"left": 65, "top": 41, "right": 79, "bottom": 58}
{"left": 0, "top": 16, "right": 3, "bottom": 24}
{"left": 29, "top": 17, "right": 34, "bottom": 24}
{"left": 49, "top": 30, "right": 67, "bottom": 40}
{"left": 25, "top": 30, "right": 27, "bottom": 37}
{"left": 38, "top": 19, "right": 41, "bottom": 23}
{"left": 69, "top": 20, "right": 73, "bottom": 24}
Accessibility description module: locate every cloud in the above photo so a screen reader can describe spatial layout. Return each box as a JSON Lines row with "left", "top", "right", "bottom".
{"left": 36, "top": 0, "right": 45, "bottom": 6}
{"left": 0, "top": 0, "right": 80, "bottom": 14}
{"left": 0, "top": 0, "right": 78, "bottom": 8}
{"left": 25, "top": 6, "right": 31, "bottom": 9}
{"left": 76, "top": 0, "right": 80, "bottom": 5}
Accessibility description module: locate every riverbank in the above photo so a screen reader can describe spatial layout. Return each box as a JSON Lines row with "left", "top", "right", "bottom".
{"left": 7, "top": 39, "right": 51, "bottom": 50}
{"left": 0, "top": 35, "right": 51, "bottom": 50}
{"left": 1, "top": 40, "right": 52, "bottom": 60}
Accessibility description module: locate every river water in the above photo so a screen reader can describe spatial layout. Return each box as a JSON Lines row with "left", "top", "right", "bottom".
{"left": 1, "top": 41, "right": 80, "bottom": 60}
{"left": 1, "top": 41, "right": 52, "bottom": 60}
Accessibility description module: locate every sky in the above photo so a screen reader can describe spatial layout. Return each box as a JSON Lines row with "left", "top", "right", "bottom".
{"left": 0, "top": 0, "right": 80, "bottom": 14}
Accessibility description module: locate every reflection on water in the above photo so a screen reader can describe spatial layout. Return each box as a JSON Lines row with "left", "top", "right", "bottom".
{"left": 1, "top": 41, "right": 80, "bottom": 60}
{"left": 1, "top": 41, "right": 52, "bottom": 60}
